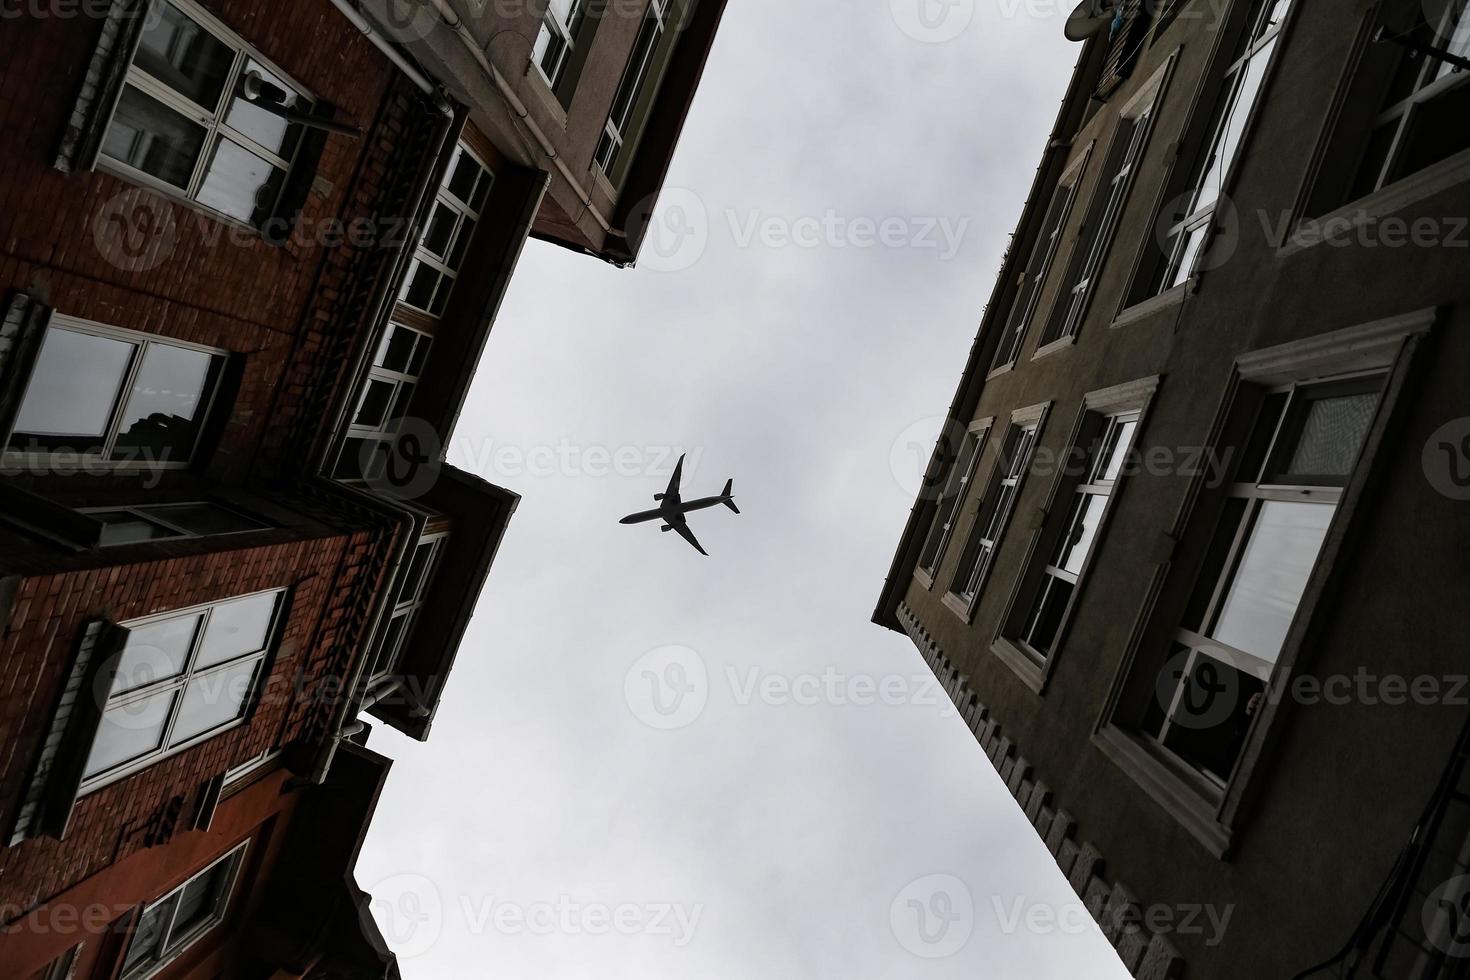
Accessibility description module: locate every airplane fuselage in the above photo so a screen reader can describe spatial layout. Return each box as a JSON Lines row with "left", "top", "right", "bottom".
{"left": 619, "top": 495, "right": 727, "bottom": 525}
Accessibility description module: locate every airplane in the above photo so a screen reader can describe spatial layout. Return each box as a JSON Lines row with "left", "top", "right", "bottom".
{"left": 619, "top": 453, "right": 738, "bottom": 556}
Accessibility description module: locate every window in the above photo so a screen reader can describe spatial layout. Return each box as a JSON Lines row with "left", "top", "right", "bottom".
{"left": 1038, "top": 100, "right": 1158, "bottom": 349}
{"left": 1348, "top": 0, "right": 1470, "bottom": 201}
{"left": 221, "top": 748, "right": 280, "bottom": 788}
{"left": 594, "top": 0, "right": 688, "bottom": 182}
{"left": 100, "top": 0, "right": 312, "bottom": 229}
{"left": 534, "top": 0, "right": 595, "bottom": 99}
{"left": 1148, "top": 0, "right": 1291, "bottom": 294}
{"left": 6, "top": 317, "right": 227, "bottom": 467}
{"left": 121, "top": 843, "right": 246, "bottom": 980}
{"left": 333, "top": 323, "right": 433, "bottom": 482}
{"left": 917, "top": 423, "right": 986, "bottom": 576}
{"left": 83, "top": 502, "right": 266, "bottom": 546}
{"left": 990, "top": 153, "right": 1087, "bottom": 371}
{"left": 950, "top": 408, "right": 1047, "bottom": 610}
{"left": 83, "top": 590, "right": 285, "bottom": 791}
{"left": 1143, "top": 374, "right": 1383, "bottom": 785}
{"left": 367, "top": 531, "right": 447, "bottom": 683}
{"left": 399, "top": 143, "right": 492, "bottom": 317}
{"left": 1011, "top": 409, "right": 1141, "bottom": 662}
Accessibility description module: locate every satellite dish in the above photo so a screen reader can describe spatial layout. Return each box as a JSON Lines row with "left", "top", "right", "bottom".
{"left": 1065, "top": 0, "right": 1117, "bottom": 41}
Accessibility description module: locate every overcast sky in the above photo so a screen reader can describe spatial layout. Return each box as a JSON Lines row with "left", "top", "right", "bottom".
{"left": 356, "top": 1, "right": 1133, "bottom": 976}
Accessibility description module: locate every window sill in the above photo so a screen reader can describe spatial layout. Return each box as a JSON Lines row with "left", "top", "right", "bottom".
{"left": 1030, "top": 334, "right": 1076, "bottom": 362}
{"left": 941, "top": 590, "right": 974, "bottom": 624}
{"left": 1111, "top": 280, "right": 1190, "bottom": 330}
{"left": 986, "top": 360, "right": 1016, "bottom": 381}
{"left": 989, "top": 636, "right": 1047, "bottom": 695}
{"left": 913, "top": 566, "right": 935, "bottom": 590}
{"left": 1280, "top": 148, "right": 1470, "bottom": 259}
{"left": 1091, "top": 723, "right": 1232, "bottom": 858}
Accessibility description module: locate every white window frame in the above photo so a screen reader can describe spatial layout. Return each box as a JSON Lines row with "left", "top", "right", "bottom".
{"left": 221, "top": 748, "right": 280, "bottom": 788}
{"left": 1017, "top": 410, "right": 1141, "bottom": 659}
{"left": 367, "top": 531, "right": 449, "bottom": 684}
{"left": 1037, "top": 59, "right": 1172, "bottom": 353}
{"left": 333, "top": 322, "right": 434, "bottom": 483}
{"left": 98, "top": 0, "right": 313, "bottom": 229}
{"left": 534, "top": 0, "right": 593, "bottom": 91}
{"left": 593, "top": 0, "right": 673, "bottom": 178}
{"left": 1153, "top": 0, "right": 1293, "bottom": 293}
{"left": 398, "top": 143, "right": 492, "bottom": 317}
{"left": 990, "top": 146, "right": 1092, "bottom": 373}
{"left": 1149, "top": 371, "right": 1384, "bottom": 787}
{"left": 81, "top": 501, "right": 266, "bottom": 546}
{"left": 948, "top": 403, "right": 1050, "bottom": 616}
{"left": 917, "top": 419, "right": 990, "bottom": 581}
{"left": 1353, "top": 0, "right": 1470, "bottom": 197}
{"left": 120, "top": 841, "right": 248, "bottom": 980}
{"left": 1092, "top": 310, "right": 1435, "bottom": 856}
{"left": 4, "top": 315, "right": 229, "bottom": 470}
{"left": 82, "top": 589, "right": 286, "bottom": 794}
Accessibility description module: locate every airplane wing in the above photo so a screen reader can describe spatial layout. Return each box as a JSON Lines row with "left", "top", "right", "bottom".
{"left": 662, "top": 453, "right": 685, "bottom": 503}
{"left": 667, "top": 514, "right": 707, "bottom": 556}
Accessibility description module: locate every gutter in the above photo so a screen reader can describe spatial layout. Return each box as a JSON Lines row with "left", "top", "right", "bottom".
{"left": 870, "top": 40, "right": 1105, "bottom": 632}
{"left": 418, "top": 0, "right": 617, "bottom": 237}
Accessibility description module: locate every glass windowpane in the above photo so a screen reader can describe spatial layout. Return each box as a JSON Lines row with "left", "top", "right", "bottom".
{"left": 170, "top": 659, "right": 257, "bottom": 745}
{"left": 1211, "top": 501, "right": 1332, "bottom": 663}
{"left": 86, "top": 691, "right": 175, "bottom": 778}
{"left": 197, "top": 593, "right": 278, "bottom": 668}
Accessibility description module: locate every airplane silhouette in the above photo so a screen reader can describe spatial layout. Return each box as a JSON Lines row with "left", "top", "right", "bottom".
{"left": 619, "top": 453, "right": 738, "bottom": 555}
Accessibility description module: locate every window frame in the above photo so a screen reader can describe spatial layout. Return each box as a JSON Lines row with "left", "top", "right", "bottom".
{"left": 593, "top": 0, "right": 687, "bottom": 185}
{"left": 1348, "top": 0, "right": 1470, "bottom": 199}
{"left": 398, "top": 143, "right": 493, "bottom": 318}
{"left": 1093, "top": 310, "right": 1436, "bottom": 856}
{"left": 366, "top": 530, "right": 449, "bottom": 686}
{"left": 81, "top": 501, "right": 267, "bottom": 546}
{"left": 992, "top": 377, "right": 1159, "bottom": 692}
{"left": 120, "top": 841, "right": 248, "bottom": 980}
{"left": 534, "top": 0, "right": 595, "bottom": 97}
{"left": 332, "top": 321, "right": 435, "bottom": 484}
{"left": 989, "top": 145, "right": 1093, "bottom": 375}
{"left": 96, "top": 0, "right": 314, "bottom": 231}
{"left": 3, "top": 314, "right": 229, "bottom": 471}
{"left": 946, "top": 402, "right": 1051, "bottom": 621}
{"left": 81, "top": 588, "right": 287, "bottom": 795}
{"left": 915, "top": 418, "right": 991, "bottom": 585}
{"left": 1035, "top": 60, "right": 1171, "bottom": 355}
{"left": 1284, "top": 1, "right": 1470, "bottom": 255}
{"left": 1141, "top": 0, "right": 1296, "bottom": 299}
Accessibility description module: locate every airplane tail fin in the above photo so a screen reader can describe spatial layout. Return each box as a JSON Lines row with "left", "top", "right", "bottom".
{"left": 722, "top": 479, "right": 739, "bottom": 514}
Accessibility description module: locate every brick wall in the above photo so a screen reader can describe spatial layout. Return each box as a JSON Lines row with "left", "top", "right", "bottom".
{"left": 0, "top": 526, "right": 386, "bottom": 917}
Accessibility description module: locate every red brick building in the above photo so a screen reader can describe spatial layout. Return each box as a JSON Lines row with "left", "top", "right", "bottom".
{"left": 0, "top": 0, "right": 725, "bottom": 976}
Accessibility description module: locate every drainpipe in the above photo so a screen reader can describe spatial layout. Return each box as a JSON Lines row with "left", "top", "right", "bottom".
{"left": 331, "top": 0, "right": 453, "bottom": 115}
{"left": 419, "top": 0, "right": 618, "bottom": 237}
